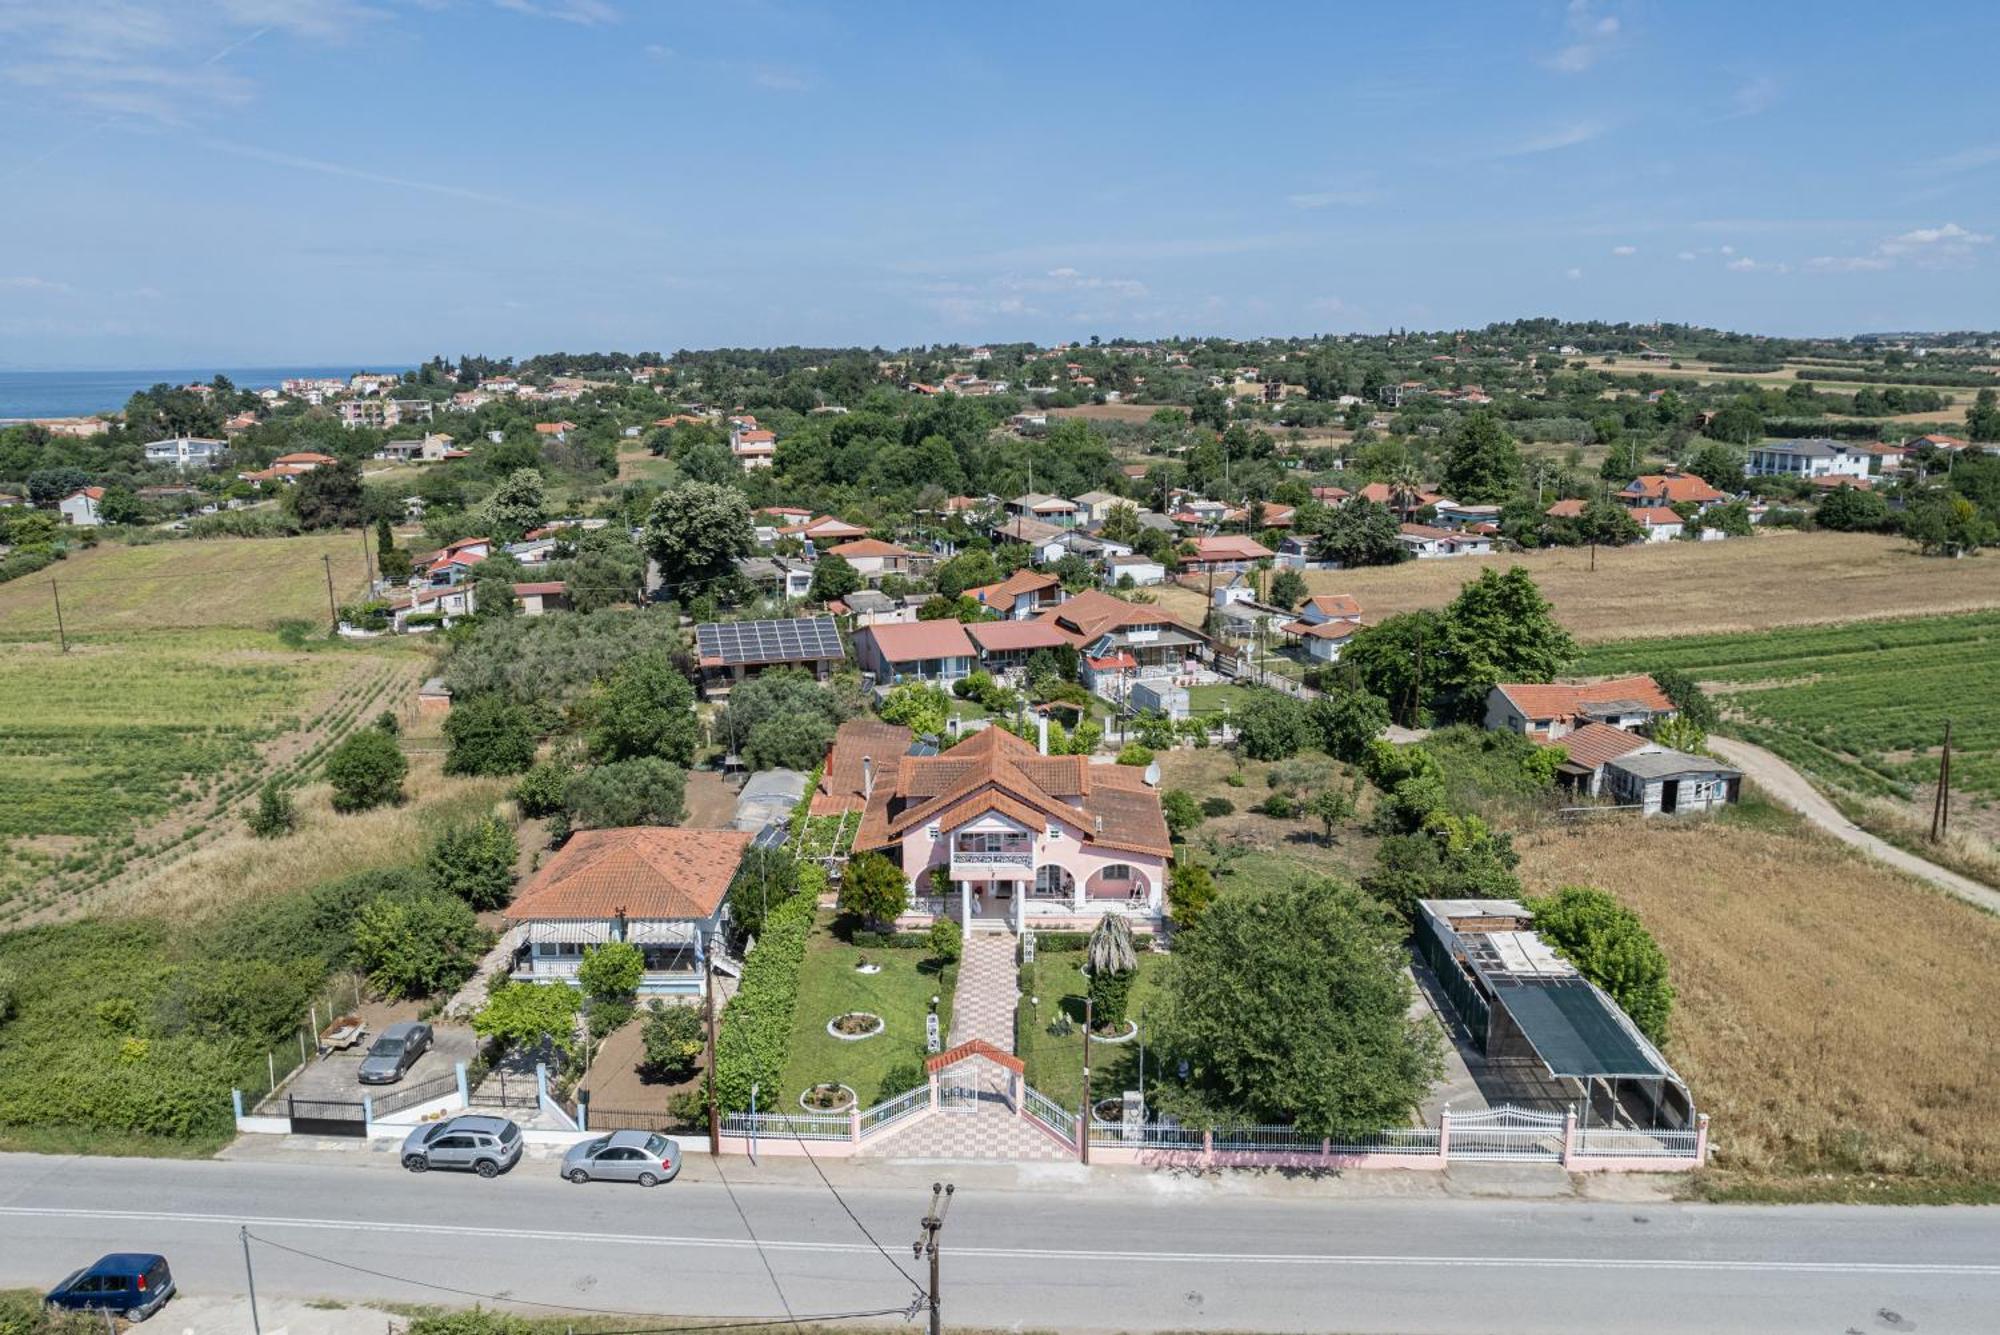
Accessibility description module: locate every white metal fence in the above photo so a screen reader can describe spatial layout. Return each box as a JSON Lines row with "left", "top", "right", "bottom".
{"left": 1445, "top": 1105, "right": 1567, "bottom": 1161}
{"left": 1022, "top": 1085, "right": 1077, "bottom": 1145}
{"left": 859, "top": 1085, "right": 929, "bottom": 1135}
{"left": 721, "top": 1110, "right": 851, "bottom": 1141}
{"left": 1574, "top": 1126, "right": 1700, "bottom": 1158}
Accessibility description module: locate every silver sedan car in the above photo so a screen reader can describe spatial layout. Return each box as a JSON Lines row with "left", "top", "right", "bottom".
{"left": 560, "top": 1130, "right": 682, "bottom": 1187}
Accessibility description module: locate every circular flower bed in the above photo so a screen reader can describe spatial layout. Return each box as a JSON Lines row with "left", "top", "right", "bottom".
{"left": 853, "top": 959, "right": 882, "bottom": 975}
{"left": 1090, "top": 1019, "right": 1140, "bottom": 1044}
{"left": 826, "top": 1011, "right": 886, "bottom": 1041}
{"left": 800, "top": 1082, "right": 856, "bottom": 1112}
{"left": 1093, "top": 1097, "right": 1127, "bottom": 1122}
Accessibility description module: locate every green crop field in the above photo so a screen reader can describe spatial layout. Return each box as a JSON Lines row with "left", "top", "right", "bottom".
{"left": 0, "top": 629, "right": 409, "bottom": 914}
{"left": 1579, "top": 611, "right": 2000, "bottom": 802}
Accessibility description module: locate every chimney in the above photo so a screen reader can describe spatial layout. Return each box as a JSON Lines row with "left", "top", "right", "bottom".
{"left": 1037, "top": 715, "right": 1049, "bottom": 756}
{"left": 861, "top": 756, "right": 875, "bottom": 801}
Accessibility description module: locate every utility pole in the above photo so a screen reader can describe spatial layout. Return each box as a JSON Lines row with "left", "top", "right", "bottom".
{"left": 50, "top": 579, "right": 67, "bottom": 653}
{"left": 912, "top": 1182, "right": 954, "bottom": 1335}
{"left": 1080, "top": 996, "right": 1093, "bottom": 1166}
{"left": 1410, "top": 623, "right": 1425, "bottom": 728}
{"left": 704, "top": 954, "right": 720, "bottom": 1155}
{"left": 240, "top": 1226, "right": 262, "bottom": 1335}
{"left": 360, "top": 523, "right": 375, "bottom": 590}
{"left": 1931, "top": 719, "right": 1954, "bottom": 842}
{"left": 321, "top": 553, "right": 339, "bottom": 630}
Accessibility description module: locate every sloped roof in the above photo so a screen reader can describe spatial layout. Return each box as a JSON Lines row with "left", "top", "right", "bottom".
{"left": 1038, "top": 589, "right": 1202, "bottom": 647}
{"left": 1303, "top": 593, "right": 1362, "bottom": 619}
{"left": 965, "top": 619, "right": 1072, "bottom": 653}
{"left": 1494, "top": 675, "right": 1673, "bottom": 721}
{"left": 1544, "top": 498, "right": 1586, "bottom": 519}
{"left": 964, "top": 569, "right": 1061, "bottom": 608}
{"left": 1623, "top": 473, "right": 1723, "bottom": 504}
{"left": 827, "top": 538, "right": 916, "bottom": 558}
{"left": 812, "top": 719, "right": 914, "bottom": 814}
{"left": 1544, "top": 721, "right": 1649, "bottom": 770}
{"left": 858, "top": 619, "right": 975, "bottom": 663}
{"left": 505, "top": 827, "right": 751, "bottom": 922}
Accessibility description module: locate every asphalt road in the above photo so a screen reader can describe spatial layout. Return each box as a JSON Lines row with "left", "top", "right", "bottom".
{"left": 2, "top": 1152, "right": 1997, "bottom": 1333}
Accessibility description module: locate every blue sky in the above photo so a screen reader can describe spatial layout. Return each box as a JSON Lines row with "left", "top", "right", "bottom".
{"left": 2, "top": 0, "right": 1998, "bottom": 367}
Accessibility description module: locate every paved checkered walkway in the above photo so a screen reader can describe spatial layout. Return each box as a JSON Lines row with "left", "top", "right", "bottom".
{"left": 858, "top": 1096, "right": 1076, "bottom": 1161}
{"left": 948, "top": 929, "right": 1019, "bottom": 1052}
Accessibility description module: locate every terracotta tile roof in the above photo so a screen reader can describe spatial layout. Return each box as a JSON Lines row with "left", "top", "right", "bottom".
{"left": 964, "top": 569, "right": 1061, "bottom": 608}
{"left": 827, "top": 538, "right": 916, "bottom": 558}
{"left": 1185, "top": 535, "right": 1273, "bottom": 562}
{"left": 1355, "top": 482, "right": 1441, "bottom": 506}
{"left": 1623, "top": 473, "right": 1723, "bottom": 505}
{"left": 858, "top": 620, "right": 975, "bottom": 663}
{"left": 1286, "top": 619, "right": 1357, "bottom": 641}
{"left": 1545, "top": 721, "right": 1649, "bottom": 770}
{"left": 505, "top": 827, "right": 751, "bottom": 922}
{"left": 273, "top": 451, "right": 337, "bottom": 465}
{"left": 927, "top": 1038, "right": 1023, "bottom": 1075}
{"left": 965, "top": 620, "right": 1072, "bottom": 653}
{"left": 1631, "top": 506, "right": 1683, "bottom": 525}
{"left": 510, "top": 581, "right": 567, "bottom": 596}
{"left": 1038, "top": 590, "right": 1201, "bottom": 647}
{"left": 1310, "top": 485, "right": 1350, "bottom": 501}
{"left": 1086, "top": 651, "right": 1138, "bottom": 670}
{"left": 1544, "top": 498, "right": 1586, "bottom": 519}
{"left": 1303, "top": 593, "right": 1362, "bottom": 619}
{"left": 1493, "top": 675, "right": 1674, "bottom": 722}
{"left": 813, "top": 719, "right": 914, "bottom": 815}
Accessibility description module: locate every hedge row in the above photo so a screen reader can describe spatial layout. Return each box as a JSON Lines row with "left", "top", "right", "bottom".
{"left": 712, "top": 892, "right": 816, "bottom": 1112}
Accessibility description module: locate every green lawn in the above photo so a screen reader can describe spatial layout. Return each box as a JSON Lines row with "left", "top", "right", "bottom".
{"left": 1016, "top": 948, "right": 1167, "bottom": 1113}
{"left": 1186, "top": 683, "right": 1258, "bottom": 717}
{"left": 776, "top": 916, "right": 956, "bottom": 1108}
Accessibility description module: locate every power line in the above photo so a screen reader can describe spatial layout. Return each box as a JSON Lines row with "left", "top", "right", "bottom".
{"left": 241, "top": 1230, "right": 907, "bottom": 1327}
{"left": 754, "top": 1108, "right": 926, "bottom": 1299}
{"left": 710, "top": 1154, "right": 802, "bottom": 1332}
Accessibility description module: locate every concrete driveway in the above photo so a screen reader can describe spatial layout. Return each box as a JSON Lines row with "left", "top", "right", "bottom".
{"left": 277, "top": 1025, "right": 478, "bottom": 1106}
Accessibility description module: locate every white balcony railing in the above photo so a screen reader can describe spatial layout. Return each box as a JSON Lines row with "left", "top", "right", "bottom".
{"left": 950, "top": 849, "right": 1034, "bottom": 866}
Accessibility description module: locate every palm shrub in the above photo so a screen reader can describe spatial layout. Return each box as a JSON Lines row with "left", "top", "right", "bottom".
{"left": 1085, "top": 913, "right": 1139, "bottom": 1029}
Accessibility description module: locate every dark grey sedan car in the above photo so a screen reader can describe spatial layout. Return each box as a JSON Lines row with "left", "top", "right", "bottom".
{"left": 359, "top": 1021, "right": 433, "bottom": 1085}
{"left": 400, "top": 1114, "right": 523, "bottom": 1177}
{"left": 560, "top": 1130, "right": 682, "bottom": 1186}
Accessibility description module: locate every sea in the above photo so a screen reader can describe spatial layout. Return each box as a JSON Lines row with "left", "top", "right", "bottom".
{"left": 0, "top": 365, "right": 408, "bottom": 421}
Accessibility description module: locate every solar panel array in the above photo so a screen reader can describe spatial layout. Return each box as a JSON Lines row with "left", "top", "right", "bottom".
{"left": 697, "top": 617, "right": 845, "bottom": 667}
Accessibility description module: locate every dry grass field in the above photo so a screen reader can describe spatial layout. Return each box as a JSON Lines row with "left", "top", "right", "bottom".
{"left": 1152, "top": 531, "right": 2000, "bottom": 645}
{"left": 1514, "top": 814, "right": 2000, "bottom": 1197}
{"left": 0, "top": 532, "right": 370, "bottom": 639}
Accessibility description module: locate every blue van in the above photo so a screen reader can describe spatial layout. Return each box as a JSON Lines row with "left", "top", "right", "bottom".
{"left": 45, "top": 1254, "right": 175, "bottom": 1321}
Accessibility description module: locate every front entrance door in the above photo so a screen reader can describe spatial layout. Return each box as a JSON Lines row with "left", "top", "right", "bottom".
{"left": 1660, "top": 779, "right": 1679, "bottom": 814}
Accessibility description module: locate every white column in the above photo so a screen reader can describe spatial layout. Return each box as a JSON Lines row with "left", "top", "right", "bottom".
{"left": 1014, "top": 882, "right": 1025, "bottom": 932}
{"left": 960, "top": 878, "right": 971, "bottom": 932}
{"left": 1072, "top": 869, "right": 1085, "bottom": 914}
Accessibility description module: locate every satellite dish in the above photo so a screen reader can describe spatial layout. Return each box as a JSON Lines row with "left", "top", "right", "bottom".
{"left": 1143, "top": 760, "right": 1161, "bottom": 787}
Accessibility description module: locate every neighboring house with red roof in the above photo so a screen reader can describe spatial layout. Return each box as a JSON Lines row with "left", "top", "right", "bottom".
{"left": 1630, "top": 506, "right": 1685, "bottom": 542}
{"left": 1484, "top": 675, "right": 1676, "bottom": 741}
{"left": 1540, "top": 721, "right": 1649, "bottom": 798}
{"left": 1354, "top": 481, "right": 1442, "bottom": 511}
{"left": 1544, "top": 498, "right": 1587, "bottom": 520}
{"left": 504, "top": 826, "right": 753, "bottom": 997}
{"left": 1281, "top": 592, "right": 1364, "bottom": 663}
{"left": 964, "top": 617, "right": 1074, "bottom": 674}
{"left": 826, "top": 537, "right": 926, "bottom": 578}
{"left": 816, "top": 720, "right": 1171, "bottom": 934}
{"left": 781, "top": 515, "right": 870, "bottom": 546}
{"left": 963, "top": 569, "right": 1065, "bottom": 620}
{"left": 853, "top": 619, "right": 978, "bottom": 687}
{"left": 1181, "top": 534, "right": 1274, "bottom": 572}
{"left": 1035, "top": 590, "right": 1209, "bottom": 701}
{"left": 1396, "top": 523, "right": 1493, "bottom": 558}
{"left": 730, "top": 427, "right": 777, "bottom": 470}
{"left": 424, "top": 536, "right": 493, "bottom": 586}
{"left": 56, "top": 487, "right": 105, "bottom": 526}
{"left": 1619, "top": 472, "right": 1725, "bottom": 509}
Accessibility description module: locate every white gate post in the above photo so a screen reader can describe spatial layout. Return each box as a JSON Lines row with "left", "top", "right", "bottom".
{"left": 1437, "top": 1106, "right": 1452, "bottom": 1164}
{"left": 1694, "top": 1112, "right": 1711, "bottom": 1165}
{"left": 1560, "top": 1108, "right": 1578, "bottom": 1168}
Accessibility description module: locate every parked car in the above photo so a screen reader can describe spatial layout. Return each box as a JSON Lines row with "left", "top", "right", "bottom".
{"left": 359, "top": 1021, "right": 434, "bottom": 1085}
{"left": 560, "top": 1130, "right": 682, "bottom": 1186}
{"left": 45, "top": 1254, "right": 175, "bottom": 1322}
{"left": 400, "top": 1114, "right": 523, "bottom": 1177}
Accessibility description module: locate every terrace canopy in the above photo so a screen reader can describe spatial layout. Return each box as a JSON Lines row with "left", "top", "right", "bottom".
{"left": 1490, "top": 977, "right": 1669, "bottom": 1080}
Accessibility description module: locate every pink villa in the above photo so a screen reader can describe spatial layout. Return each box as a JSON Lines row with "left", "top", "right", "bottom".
{"left": 813, "top": 720, "right": 1171, "bottom": 934}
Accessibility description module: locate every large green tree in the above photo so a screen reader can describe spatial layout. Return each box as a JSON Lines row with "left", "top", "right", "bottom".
{"left": 1150, "top": 876, "right": 1444, "bottom": 1137}
{"left": 1437, "top": 567, "right": 1578, "bottom": 716}
{"left": 425, "top": 815, "right": 518, "bottom": 910}
{"left": 352, "top": 890, "right": 488, "bottom": 1000}
{"left": 1524, "top": 886, "right": 1674, "bottom": 1044}
{"left": 643, "top": 480, "right": 753, "bottom": 592}
{"left": 483, "top": 467, "right": 547, "bottom": 543}
{"left": 1439, "top": 411, "right": 1522, "bottom": 503}
{"left": 587, "top": 652, "right": 698, "bottom": 765}
{"left": 325, "top": 728, "right": 407, "bottom": 812}
{"left": 1314, "top": 498, "right": 1406, "bottom": 567}
{"left": 443, "top": 693, "right": 538, "bottom": 776}
{"left": 563, "top": 758, "right": 687, "bottom": 828}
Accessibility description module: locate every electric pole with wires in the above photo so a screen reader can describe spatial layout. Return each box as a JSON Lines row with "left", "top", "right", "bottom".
{"left": 912, "top": 1181, "right": 954, "bottom": 1335}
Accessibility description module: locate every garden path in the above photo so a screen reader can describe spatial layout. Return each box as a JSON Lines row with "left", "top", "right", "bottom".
{"left": 948, "top": 930, "right": 1018, "bottom": 1052}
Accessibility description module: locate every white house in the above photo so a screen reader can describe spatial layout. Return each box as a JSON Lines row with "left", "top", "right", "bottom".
{"left": 1602, "top": 749, "right": 1742, "bottom": 816}
{"left": 1396, "top": 523, "right": 1492, "bottom": 559}
{"left": 1745, "top": 438, "right": 1872, "bottom": 481}
{"left": 1102, "top": 553, "right": 1166, "bottom": 587}
{"left": 57, "top": 487, "right": 104, "bottom": 526}
{"left": 142, "top": 436, "right": 227, "bottom": 470}
{"left": 1630, "top": 506, "right": 1685, "bottom": 542}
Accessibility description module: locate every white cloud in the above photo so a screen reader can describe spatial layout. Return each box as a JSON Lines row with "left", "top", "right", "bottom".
{"left": 1546, "top": 0, "right": 1621, "bottom": 73}
{"left": 491, "top": 0, "right": 618, "bottom": 24}
{"left": 1725, "top": 256, "right": 1789, "bottom": 274}
{"left": 1676, "top": 250, "right": 1697, "bottom": 261}
{"left": 751, "top": 66, "right": 808, "bottom": 92}
{"left": 1501, "top": 120, "right": 1607, "bottom": 157}
{"left": 1921, "top": 143, "right": 2000, "bottom": 175}
{"left": 1727, "top": 74, "right": 1778, "bottom": 119}
{"left": 1807, "top": 221, "right": 1992, "bottom": 274}
{"left": 1719, "top": 244, "right": 1736, "bottom": 255}
{"left": 1286, "top": 188, "right": 1386, "bottom": 210}
{"left": 0, "top": 275, "right": 73, "bottom": 293}
{"left": 1611, "top": 244, "right": 1637, "bottom": 256}
{"left": 1565, "top": 267, "right": 1584, "bottom": 280}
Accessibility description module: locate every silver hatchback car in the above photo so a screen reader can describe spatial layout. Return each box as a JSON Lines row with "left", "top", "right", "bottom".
{"left": 400, "top": 1114, "right": 523, "bottom": 1178}
{"left": 560, "top": 1130, "right": 682, "bottom": 1187}
{"left": 359, "top": 1021, "right": 433, "bottom": 1085}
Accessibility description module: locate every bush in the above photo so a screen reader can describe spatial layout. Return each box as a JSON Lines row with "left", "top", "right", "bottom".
{"left": 879, "top": 682, "right": 950, "bottom": 735}
{"left": 928, "top": 917, "right": 962, "bottom": 963}
{"left": 588, "top": 998, "right": 636, "bottom": 1040}
{"left": 1199, "top": 795, "right": 1234, "bottom": 818}
{"left": 1115, "top": 742, "right": 1155, "bottom": 767}
{"left": 325, "top": 727, "right": 407, "bottom": 812}
{"left": 641, "top": 999, "right": 706, "bottom": 1079}
{"left": 875, "top": 1057, "right": 927, "bottom": 1103}
{"left": 563, "top": 757, "right": 687, "bottom": 828}
{"left": 443, "top": 693, "right": 539, "bottom": 776}
{"left": 1234, "top": 689, "right": 1314, "bottom": 761}
{"left": 727, "top": 845, "right": 800, "bottom": 939}
{"left": 1161, "top": 788, "right": 1203, "bottom": 841}
{"left": 1166, "top": 862, "right": 1217, "bottom": 930}
{"left": 1257, "top": 792, "right": 1297, "bottom": 818}
{"left": 577, "top": 940, "right": 645, "bottom": 1004}
{"left": 406, "top": 1310, "right": 537, "bottom": 1335}
{"left": 588, "top": 651, "right": 699, "bottom": 765}
{"left": 712, "top": 891, "right": 815, "bottom": 1111}
{"left": 351, "top": 890, "right": 488, "bottom": 1000}
{"left": 1525, "top": 886, "right": 1674, "bottom": 1043}
{"left": 513, "top": 761, "right": 570, "bottom": 817}
{"left": 426, "top": 815, "right": 518, "bottom": 910}
{"left": 1088, "top": 965, "right": 1134, "bottom": 1029}
{"left": 837, "top": 851, "right": 908, "bottom": 927}
{"left": 246, "top": 781, "right": 296, "bottom": 838}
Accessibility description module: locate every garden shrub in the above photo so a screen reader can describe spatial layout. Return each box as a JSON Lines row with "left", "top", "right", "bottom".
{"left": 712, "top": 891, "right": 815, "bottom": 1112}
{"left": 640, "top": 1000, "right": 704, "bottom": 1079}
{"left": 1199, "top": 796, "right": 1234, "bottom": 818}
{"left": 352, "top": 890, "right": 488, "bottom": 1001}
{"left": 443, "top": 693, "right": 539, "bottom": 776}
{"left": 325, "top": 727, "right": 407, "bottom": 812}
